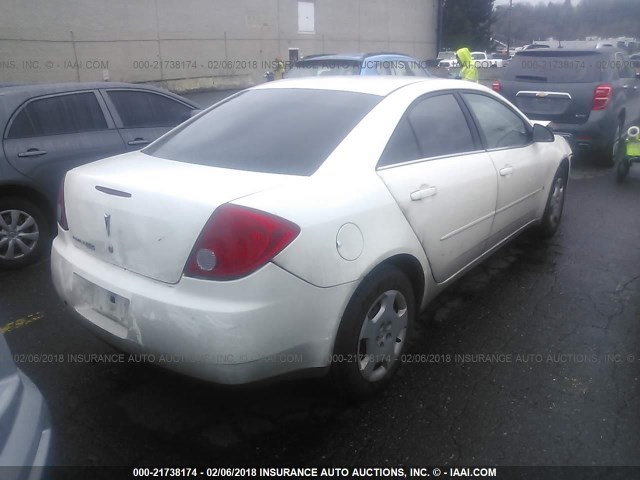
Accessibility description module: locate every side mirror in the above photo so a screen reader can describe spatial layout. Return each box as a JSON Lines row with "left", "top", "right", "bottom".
{"left": 532, "top": 123, "right": 555, "bottom": 143}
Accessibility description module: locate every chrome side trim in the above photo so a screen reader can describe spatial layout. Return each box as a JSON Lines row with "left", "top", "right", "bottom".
{"left": 376, "top": 150, "right": 487, "bottom": 171}
{"left": 516, "top": 90, "right": 572, "bottom": 100}
{"left": 440, "top": 211, "right": 496, "bottom": 241}
{"left": 436, "top": 218, "right": 539, "bottom": 287}
{"left": 495, "top": 187, "right": 544, "bottom": 215}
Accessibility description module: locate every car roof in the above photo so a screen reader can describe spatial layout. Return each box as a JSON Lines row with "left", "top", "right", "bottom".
{"left": 0, "top": 82, "right": 196, "bottom": 122}
{"left": 297, "top": 53, "right": 418, "bottom": 62}
{"left": 251, "top": 76, "right": 484, "bottom": 97}
{"left": 515, "top": 48, "right": 611, "bottom": 55}
{"left": 0, "top": 81, "right": 187, "bottom": 98}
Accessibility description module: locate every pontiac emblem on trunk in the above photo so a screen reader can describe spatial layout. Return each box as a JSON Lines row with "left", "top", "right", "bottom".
{"left": 104, "top": 214, "right": 111, "bottom": 237}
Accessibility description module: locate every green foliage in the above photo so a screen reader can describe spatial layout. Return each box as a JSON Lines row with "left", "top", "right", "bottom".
{"left": 442, "top": 0, "right": 495, "bottom": 51}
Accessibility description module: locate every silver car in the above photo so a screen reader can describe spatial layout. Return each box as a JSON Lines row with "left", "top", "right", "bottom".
{"left": 0, "top": 333, "right": 51, "bottom": 478}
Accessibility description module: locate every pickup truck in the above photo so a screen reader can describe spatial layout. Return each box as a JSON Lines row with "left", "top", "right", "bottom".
{"left": 471, "top": 52, "right": 505, "bottom": 68}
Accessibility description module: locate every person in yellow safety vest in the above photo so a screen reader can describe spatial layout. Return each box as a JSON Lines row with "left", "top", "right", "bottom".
{"left": 455, "top": 47, "right": 478, "bottom": 83}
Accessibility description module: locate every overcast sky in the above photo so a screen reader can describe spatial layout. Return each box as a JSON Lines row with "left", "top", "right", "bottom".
{"left": 494, "top": 0, "right": 581, "bottom": 5}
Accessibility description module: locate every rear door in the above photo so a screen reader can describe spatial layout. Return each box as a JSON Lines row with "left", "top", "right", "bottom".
{"left": 461, "top": 92, "right": 547, "bottom": 244}
{"left": 101, "top": 89, "right": 195, "bottom": 151}
{"left": 501, "top": 51, "right": 604, "bottom": 124}
{"left": 377, "top": 92, "right": 498, "bottom": 283}
{"left": 2, "top": 91, "right": 125, "bottom": 202}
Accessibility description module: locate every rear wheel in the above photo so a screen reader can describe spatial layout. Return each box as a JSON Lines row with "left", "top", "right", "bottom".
{"left": 601, "top": 122, "right": 623, "bottom": 167}
{"left": 332, "top": 265, "right": 415, "bottom": 399}
{"left": 616, "top": 157, "right": 631, "bottom": 183}
{"left": 0, "top": 198, "right": 50, "bottom": 270}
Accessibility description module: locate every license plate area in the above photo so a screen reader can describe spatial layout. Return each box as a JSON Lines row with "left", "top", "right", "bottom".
{"left": 73, "top": 274, "right": 129, "bottom": 326}
{"left": 94, "top": 289, "right": 128, "bottom": 325}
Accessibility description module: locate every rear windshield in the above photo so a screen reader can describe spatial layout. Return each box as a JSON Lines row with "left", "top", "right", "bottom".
{"left": 146, "top": 89, "right": 381, "bottom": 176}
{"left": 503, "top": 51, "right": 604, "bottom": 83}
{"left": 286, "top": 60, "right": 362, "bottom": 78}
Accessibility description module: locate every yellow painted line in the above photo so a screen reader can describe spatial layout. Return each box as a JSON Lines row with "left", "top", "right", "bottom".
{"left": 1, "top": 312, "right": 45, "bottom": 334}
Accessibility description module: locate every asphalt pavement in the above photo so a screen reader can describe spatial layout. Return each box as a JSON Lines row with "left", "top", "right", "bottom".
{"left": 1, "top": 153, "right": 639, "bottom": 474}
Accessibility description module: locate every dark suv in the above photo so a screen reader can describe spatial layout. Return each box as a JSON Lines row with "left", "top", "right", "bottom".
{"left": 494, "top": 48, "right": 640, "bottom": 165}
{"left": 0, "top": 83, "right": 199, "bottom": 269}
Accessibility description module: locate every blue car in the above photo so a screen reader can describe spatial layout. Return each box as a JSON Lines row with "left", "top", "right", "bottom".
{"left": 285, "top": 52, "right": 431, "bottom": 78}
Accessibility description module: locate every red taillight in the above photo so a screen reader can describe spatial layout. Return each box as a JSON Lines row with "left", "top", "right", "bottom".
{"left": 57, "top": 177, "right": 69, "bottom": 231}
{"left": 184, "top": 204, "right": 300, "bottom": 280}
{"left": 592, "top": 83, "right": 613, "bottom": 111}
{"left": 492, "top": 81, "right": 502, "bottom": 93}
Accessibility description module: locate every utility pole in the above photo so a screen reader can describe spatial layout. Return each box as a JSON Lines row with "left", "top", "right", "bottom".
{"left": 507, "top": 0, "right": 513, "bottom": 55}
{"left": 438, "top": 0, "right": 447, "bottom": 55}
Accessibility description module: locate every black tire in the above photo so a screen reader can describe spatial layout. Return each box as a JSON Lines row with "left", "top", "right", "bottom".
{"left": 538, "top": 165, "right": 568, "bottom": 238}
{"left": 600, "top": 121, "right": 623, "bottom": 167}
{"left": 0, "top": 197, "right": 50, "bottom": 270}
{"left": 331, "top": 265, "right": 415, "bottom": 399}
{"left": 616, "top": 158, "right": 630, "bottom": 183}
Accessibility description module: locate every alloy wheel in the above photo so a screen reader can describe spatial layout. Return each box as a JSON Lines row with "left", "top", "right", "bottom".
{"left": 0, "top": 209, "right": 40, "bottom": 260}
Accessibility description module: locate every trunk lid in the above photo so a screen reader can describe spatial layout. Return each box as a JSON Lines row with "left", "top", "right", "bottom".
{"left": 64, "top": 151, "right": 300, "bottom": 284}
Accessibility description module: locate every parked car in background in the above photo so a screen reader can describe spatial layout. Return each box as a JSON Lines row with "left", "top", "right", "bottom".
{"left": 285, "top": 53, "right": 431, "bottom": 78}
{"left": 0, "top": 332, "right": 51, "bottom": 477}
{"left": 0, "top": 82, "right": 199, "bottom": 269}
{"left": 52, "top": 77, "right": 571, "bottom": 398}
{"left": 437, "top": 51, "right": 459, "bottom": 68}
{"left": 630, "top": 53, "right": 640, "bottom": 69}
{"left": 494, "top": 48, "right": 640, "bottom": 165}
{"left": 471, "top": 52, "right": 505, "bottom": 68}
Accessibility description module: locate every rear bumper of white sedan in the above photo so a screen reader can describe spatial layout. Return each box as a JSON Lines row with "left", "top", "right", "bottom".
{"left": 51, "top": 232, "right": 356, "bottom": 384}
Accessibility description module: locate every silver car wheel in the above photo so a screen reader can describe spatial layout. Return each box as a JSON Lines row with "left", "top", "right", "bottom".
{"left": 548, "top": 177, "right": 565, "bottom": 228}
{"left": 0, "top": 209, "right": 40, "bottom": 260}
{"left": 357, "top": 289, "right": 408, "bottom": 382}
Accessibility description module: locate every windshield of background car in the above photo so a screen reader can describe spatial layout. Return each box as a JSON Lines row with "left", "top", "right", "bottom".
{"left": 286, "top": 60, "right": 362, "bottom": 77}
{"left": 503, "top": 51, "right": 604, "bottom": 83}
{"left": 146, "top": 89, "right": 381, "bottom": 176}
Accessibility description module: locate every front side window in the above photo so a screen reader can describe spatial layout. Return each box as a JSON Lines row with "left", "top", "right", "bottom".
{"left": 107, "top": 91, "right": 192, "bottom": 128}
{"left": 147, "top": 89, "right": 381, "bottom": 176}
{"left": 463, "top": 93, "right": 530, "bottom": 150}
{"left": 7, "top": 92, "right": 107, "bottom": 139}
{"left": 379, "top": 93, "right": 476, "bottom": 167}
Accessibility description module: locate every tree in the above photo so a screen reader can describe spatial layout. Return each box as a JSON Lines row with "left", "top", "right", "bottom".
{"left": 442, "top": 0, "right": 495, "bottom": 51}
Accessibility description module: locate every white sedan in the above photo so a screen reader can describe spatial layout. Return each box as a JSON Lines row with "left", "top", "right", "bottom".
{"left": 51, "top": 77, "right": 572, "bottom": 397}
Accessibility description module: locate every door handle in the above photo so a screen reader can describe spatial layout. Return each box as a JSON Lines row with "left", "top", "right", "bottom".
{"left": 499, "top": 166, "right": 514, "bottom": 176}
{"left": 127, "top": 138, "right": 150, "bottom": 146}
{"left": 410, "top": 186, "right": 437, "bottom": 201}
{"left": 17, "top": 148, "right": 47, "bottom": 158}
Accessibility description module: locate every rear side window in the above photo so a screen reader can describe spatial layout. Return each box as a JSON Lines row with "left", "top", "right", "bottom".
{"left": 107, "top": 91, "right": 192, "bottom": 128}
{"left": 147, "top": 89, "right": 381, "bottom": 176}
{"left": 379, "top": 94, "right": 476, "bottom": 167}
{"left": 463, "top": 93, "right": 530, "bottom": 149}
{"left": 7, "top": 92, "right": 107, "bottom": 139}
{"left": 503, "top": 52, "right": 603, "bottom": 83}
